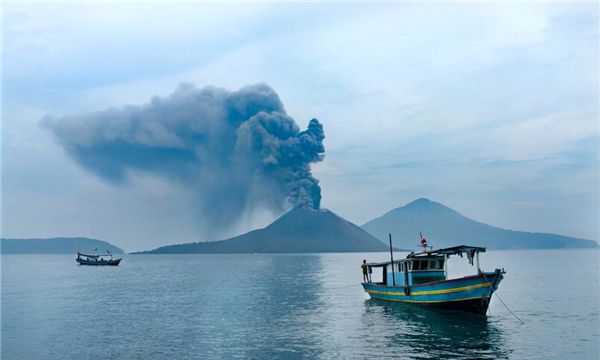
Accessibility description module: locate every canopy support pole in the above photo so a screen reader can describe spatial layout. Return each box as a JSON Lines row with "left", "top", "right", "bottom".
{"left": 388, "top": 233, "right": 396, "bottom": 286}
{"left": 444, "top": 254, "right": 448, "bottom": 278}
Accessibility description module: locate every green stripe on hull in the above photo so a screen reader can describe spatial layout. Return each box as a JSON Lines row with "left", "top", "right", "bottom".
{"left": 367, "top": 294, "right": 485, "bottom": 304}
{"left": 362, "top": 272, "right": 503, "bottom": 314}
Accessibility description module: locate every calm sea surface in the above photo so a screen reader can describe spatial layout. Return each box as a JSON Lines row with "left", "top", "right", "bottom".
{"left": 2, "top": 249, "right": 599, "bottom": 359}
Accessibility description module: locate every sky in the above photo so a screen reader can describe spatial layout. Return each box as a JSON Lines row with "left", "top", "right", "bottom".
{"left": 2, "top": 1, "right": 598, "bottom": 251}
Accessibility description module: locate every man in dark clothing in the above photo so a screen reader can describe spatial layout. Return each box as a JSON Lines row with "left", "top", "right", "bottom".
{"left": 361, "top": 259, "right": 370, "bottom": 282}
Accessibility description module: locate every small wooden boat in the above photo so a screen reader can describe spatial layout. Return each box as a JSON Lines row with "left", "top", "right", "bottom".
{"left": 362, "top": 238, "right": 505, "bottom": 315}
{"left": 76, "top": 251, "right": 122, "bottom": 266}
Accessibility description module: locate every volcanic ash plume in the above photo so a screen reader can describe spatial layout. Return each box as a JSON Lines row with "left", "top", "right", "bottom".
{"left": 43, "top": 83, "right": 325, "bottom": 231}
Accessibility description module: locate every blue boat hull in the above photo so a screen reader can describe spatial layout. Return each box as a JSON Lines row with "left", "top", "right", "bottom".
{"left": 362, "top": 270, "right": 504, "bottom": 315}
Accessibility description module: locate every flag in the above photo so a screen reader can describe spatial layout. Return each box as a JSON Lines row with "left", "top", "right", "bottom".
{"left": 420, "top": 232, "right": 427, "bottom": 247}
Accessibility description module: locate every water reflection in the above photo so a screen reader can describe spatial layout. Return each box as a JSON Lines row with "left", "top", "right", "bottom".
{"left": 363, "top": 299, "right": 511, "bottom": 359}
{"left": 239, "top": 254, "right": 328, "bottom": 359}
{"left": 4, "top": 252, "right": 598, "bottom": 359}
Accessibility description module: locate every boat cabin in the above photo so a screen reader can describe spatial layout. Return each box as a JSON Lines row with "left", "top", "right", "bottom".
{"left": 366, "top": 245, "right": 485, "bottom": 286}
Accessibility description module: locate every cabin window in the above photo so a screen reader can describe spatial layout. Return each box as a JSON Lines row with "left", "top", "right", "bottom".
{"left": 412, "top": 259, "right": 443, "bottom": 271}
{"left": 428, "top": 260, "right": 444, "bottom": 270}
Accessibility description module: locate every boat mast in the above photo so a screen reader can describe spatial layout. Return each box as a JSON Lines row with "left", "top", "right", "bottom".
{"left": 388, "top": 233, "right": 396, "bottom": 286}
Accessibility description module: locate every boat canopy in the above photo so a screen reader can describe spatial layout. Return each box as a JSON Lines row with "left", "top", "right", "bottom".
{"left": 77, "top": 252, "right": 112, "bottom": 258}
{"left": 409, "top": 245, "right": 486, "bottom": 258}
{"left": 366, "top": 261, "right": 397, "bottom": 268}
{"left": 365, "top": 245, "right": 485, "bottom": 267}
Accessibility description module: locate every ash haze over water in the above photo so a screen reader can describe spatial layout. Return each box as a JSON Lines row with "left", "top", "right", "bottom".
{"left": 43, "top": 84, "right": 325, "bottom": 238}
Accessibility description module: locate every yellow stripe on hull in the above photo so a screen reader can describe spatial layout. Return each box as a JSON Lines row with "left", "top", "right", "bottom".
{"left": 366, "top": 282, "right": 490, "bottom": 297}
{"left": 367, "top": 295, "right": 485, "bottom": 304}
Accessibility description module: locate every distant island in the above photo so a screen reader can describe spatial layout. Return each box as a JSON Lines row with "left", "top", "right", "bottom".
{"left": 363, "top": 198, "right": 599, "bottom": 250}
{"left": 6, "top": 199, "right": 597, "bottom": 255}
{"left": 135, "top": 207, "right": 390, "bottom": 254}
{"left": 0, "top": 237, "right": 124, "bottom": 254}
{"left": 136, "top": 199, "right": 598, "bottom": 254}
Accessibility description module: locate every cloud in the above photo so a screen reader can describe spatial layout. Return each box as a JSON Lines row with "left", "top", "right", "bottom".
{"left": 3, "top": 3, "right": 597, "bottom": 244}
{"left": 42, "top": 83, "right": 325, "bottom": 236}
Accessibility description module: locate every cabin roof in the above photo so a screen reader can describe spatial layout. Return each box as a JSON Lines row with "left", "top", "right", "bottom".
{"left": 365, "top": 245, "right": 485, "bottom": 267}
{"left": 409, "top": 245, "right": 486, "bottom": 258}
{"left": 77, "top": 252, "right": 112, "bottom": 258}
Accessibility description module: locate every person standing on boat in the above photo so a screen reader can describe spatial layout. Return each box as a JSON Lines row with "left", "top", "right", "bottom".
{"left": 361, "top": 260, "right": 370, "bottom": 282}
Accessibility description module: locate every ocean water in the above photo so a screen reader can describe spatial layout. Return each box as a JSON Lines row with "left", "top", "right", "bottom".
{"left": 1, "top": 249, "right": 598, "bottom": 359}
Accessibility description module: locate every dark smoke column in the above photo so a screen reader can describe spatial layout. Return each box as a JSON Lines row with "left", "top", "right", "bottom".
{"left": 293, "top": 118, "right": 325, "bottom": 209}
{"left": 43, "top": 83, "right": 326, "bottom": 231}
{"left": 235, "top": 110, "right": 325, "bottom": 211}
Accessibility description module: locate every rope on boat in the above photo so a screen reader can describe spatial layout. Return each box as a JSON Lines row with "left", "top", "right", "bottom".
{"left": 482, "top": 273, "right": 524, "bottom": 324}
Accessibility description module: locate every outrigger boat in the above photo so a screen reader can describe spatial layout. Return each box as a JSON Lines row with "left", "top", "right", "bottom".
{"left": 362, "top": 237, "right": 505, "bottom": 315}
{"left": 76, "top": 251, "right": 122, "bottom": 266}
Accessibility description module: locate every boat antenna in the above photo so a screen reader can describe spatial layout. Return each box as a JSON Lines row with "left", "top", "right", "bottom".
{"left": 388, "top": 233, "right": 396, "bottom": 286}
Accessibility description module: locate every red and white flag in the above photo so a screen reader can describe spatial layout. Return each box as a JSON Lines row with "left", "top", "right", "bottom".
{"left": 420, "top": 232, "right": 427, "bottom": 247}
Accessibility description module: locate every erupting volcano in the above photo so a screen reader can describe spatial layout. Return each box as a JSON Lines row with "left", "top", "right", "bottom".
{"left": 138, "top": 207, "right": 389, "bottom": 254}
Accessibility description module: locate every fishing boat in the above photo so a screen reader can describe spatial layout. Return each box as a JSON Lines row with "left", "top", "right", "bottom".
{"left": 362, "top": 235, "right": 505, "bottom": 315}
{"left": 76, "top": 251, "right": 122, "bottom": 266}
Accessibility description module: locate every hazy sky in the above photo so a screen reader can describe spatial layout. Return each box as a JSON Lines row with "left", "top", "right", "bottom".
{"left": 2, "top": 2, "right": 598, "bottom": 251}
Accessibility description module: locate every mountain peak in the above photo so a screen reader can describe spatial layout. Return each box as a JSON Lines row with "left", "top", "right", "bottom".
{"left": 406, "top": 197, "right": 434, "bottom": 206}
{"left": 288, "top": 206, "right": 329, "bottom": 214}
{"left": 276, "top": 206, "right": 332, "bottom": 221}
{"left": 362, "top": 199, "right": 599, "bottom": 250}
{"left": 269, "top": 206, "right": 343, "bottom": 231}
{"left": 364, "top": 198, "right": 459, "bottom": 229}
{"left": 403, "top": 198, "right": 451, "bottom": 211}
